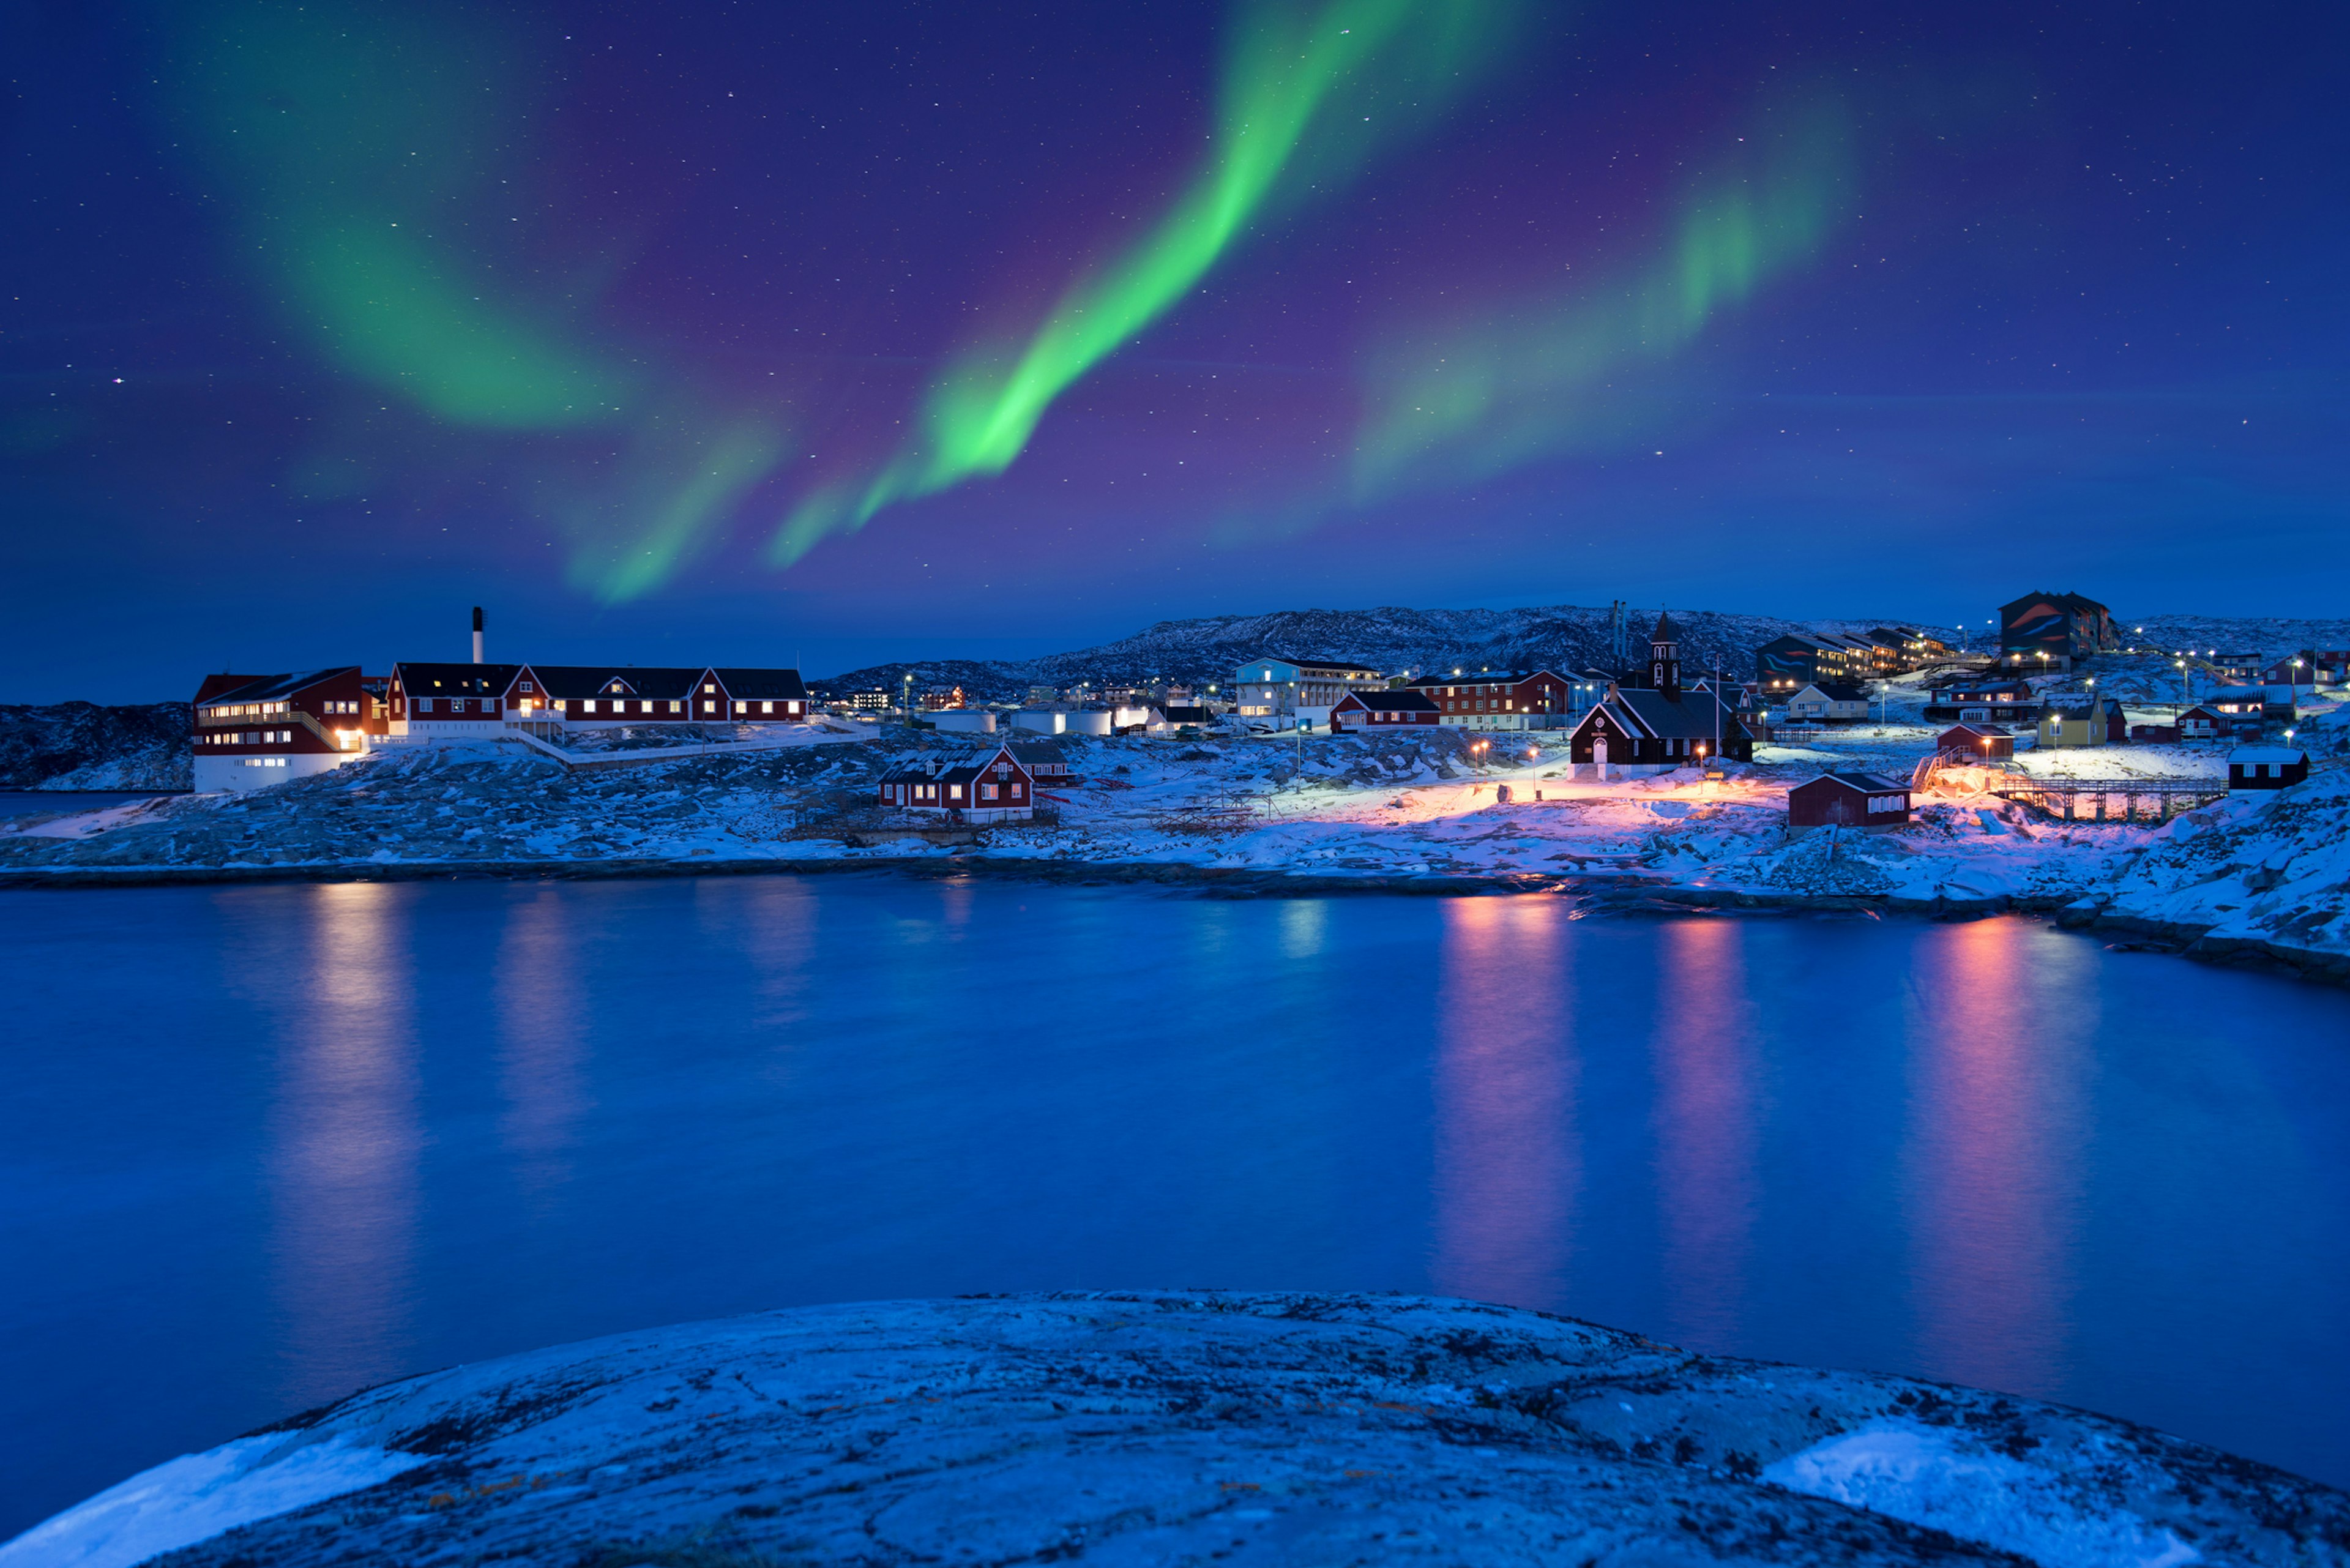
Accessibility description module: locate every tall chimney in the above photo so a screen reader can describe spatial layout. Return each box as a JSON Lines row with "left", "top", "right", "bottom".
{"left": 472, "top": 605, "right": 484, "bottom": 665}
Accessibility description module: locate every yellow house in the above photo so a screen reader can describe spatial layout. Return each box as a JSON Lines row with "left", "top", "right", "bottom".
{"left": 2038, "top": 696, "right": 2121, "bottom": 749}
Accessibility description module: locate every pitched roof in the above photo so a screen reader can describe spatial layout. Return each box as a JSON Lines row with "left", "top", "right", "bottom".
{"left": 2229, "top": 747, "right": 2307, "bottom": 763}
{"left": 1799, "top": 771, "right": 1907, "bottom": 794}
{"left": 1651, "top": 610, "right": 1679, "bottom": 643}
{"left": 526, "top": 665, "right": 704, "bottom": 700}
{"left": 1797, "top": 682, "right": 1869, "bottom": 703}
{"left": 1007, "top": 741, "right": 1066, "bottom": 764}
{"left": 1404, "top": 669, "right": 1565, "bottom": 689}
{"left": 195, "top": 667, "right": 359, "bottom": 708}
{"left": 1336, "top": 689, "right": 1440, "bottom": 712}
{"left": 193, "top": 673, "right": 281, "bottom": 704}
{"left": 1245, "top": 654, "right": 1382, "bottom": 676}
{"left": 1585, "top": 685, "right": 1750, "bottom": 742}
{"left": 392, "top": 662, "right": 523, "bottom": 696}
{"left": 708, "top": 667, "right": 810, "bottom": 700}
{"left": 938, "top": 745, "right": 1032, "bottom": 788}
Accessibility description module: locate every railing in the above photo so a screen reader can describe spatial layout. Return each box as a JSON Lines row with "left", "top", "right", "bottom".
{"left": 1986, "top": 775, "right": 2229, "bottom": 823}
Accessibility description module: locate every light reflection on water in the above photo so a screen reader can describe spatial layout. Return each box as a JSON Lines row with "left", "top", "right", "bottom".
{"left": 1650, "top": 919, "right": 1760, "bottom": 1351}
{"left": 1432, "top": 897, "right": 1575, "bottom": 1309}
{"left": 265, "top": 882, "right": 421, "bottom": 1405}
{"left": 1903, "top": 917, "right": 2088, "bottom": 1398}
{"left": 4, "top": 877, "right": 2349, "bottom": 1535}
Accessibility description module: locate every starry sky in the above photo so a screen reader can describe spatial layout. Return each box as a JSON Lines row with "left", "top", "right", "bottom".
{"left": 4, "top": 0, "right": 2344, "bottom": 700}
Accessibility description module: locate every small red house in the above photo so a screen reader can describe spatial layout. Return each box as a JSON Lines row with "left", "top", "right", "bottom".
{"left": 2229, "top": 746, "right": 2309, "bottom": 792}
{"left": 1938, "top": 722, "right": 2013, "bottom": 759}
{"left": 1330, "top": 689, "right": 1442, "bottom": 732}
{"left": 876, "top": 744, "right": 1036, "bottom": 822}
{"left": 1788, "top": 771, "right": 1912, "bottom": 832}
{"left": 2177, "top": 705, "right": 2232, "bottom": 741}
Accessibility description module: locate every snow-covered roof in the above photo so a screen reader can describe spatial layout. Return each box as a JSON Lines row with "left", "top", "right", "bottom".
{"left": 1799, "top": 770, "right": 1908, "bottom": 794}
{"left": 2229, "top": 747, "right": 2308, "bottom": 764}
{"left": 196, "top": 667, "right": 359, "bottom": 709}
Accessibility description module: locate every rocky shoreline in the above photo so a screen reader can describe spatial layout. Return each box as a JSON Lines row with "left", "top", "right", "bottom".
{"left": 9, "top": 1292, "right": 2342, "bottom": 1568}
{"left": 2, "top": 733, "right": 2344, "bottom": 988}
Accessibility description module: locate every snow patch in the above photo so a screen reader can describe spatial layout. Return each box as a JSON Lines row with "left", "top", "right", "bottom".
{"left": 1764, "top": 1421, "right": 2200, "bottom": 1568}
{"left": 0, "top": 1434, "right": 420, "bottom": 1568}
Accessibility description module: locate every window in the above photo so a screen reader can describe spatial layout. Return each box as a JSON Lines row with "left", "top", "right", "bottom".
{"left": 640, "top": 701, "right": 653, "bottom": 714}
{"left": 584, "top": 700, "right": 598, "bottom": 714}
{"left": 704, "top": 684, "right": 715, "bottom": 694}
{"left": 950, "top": 785, "right": 963, "bottom": 799}
{"left": 520, "top": 682, "right": 534, "bottom": 693}
{"left": 417, "top": 698, "right": 433, "bottom": 713}
{"left": 668, "top": 701, "right": 682, "bottom": 714}
{"left": 761, "top": 701, "right": 774, "bottom": 714}
{"left": 982, "top": 783, "right": 998, "bottom": 801}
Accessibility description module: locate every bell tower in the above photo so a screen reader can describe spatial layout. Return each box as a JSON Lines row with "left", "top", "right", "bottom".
{"left": 1649, "top": 610, "right": 1682, "bottom": 701}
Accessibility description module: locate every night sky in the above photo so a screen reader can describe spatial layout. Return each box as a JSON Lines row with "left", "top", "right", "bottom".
{"left": 6, "top": 0, "right": 2344, "bottom": 701}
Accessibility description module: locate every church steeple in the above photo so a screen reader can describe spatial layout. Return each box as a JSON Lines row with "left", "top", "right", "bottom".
{"left": 1649, "top": 610, "right": 1681, "bottom": 701}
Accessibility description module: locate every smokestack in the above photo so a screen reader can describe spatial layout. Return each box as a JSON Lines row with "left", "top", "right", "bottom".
{"left": 472, "top": 606, "right": 484, "bottom": 665}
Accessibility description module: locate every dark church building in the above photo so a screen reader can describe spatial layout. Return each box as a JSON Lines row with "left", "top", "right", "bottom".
{"left": 1568, "top": 613, "right": 1756, "bottom": 769}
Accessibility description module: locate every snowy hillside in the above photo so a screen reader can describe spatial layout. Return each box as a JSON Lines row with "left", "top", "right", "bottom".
{"left": 0, "top": 702, "right": 189, "bottom": 790}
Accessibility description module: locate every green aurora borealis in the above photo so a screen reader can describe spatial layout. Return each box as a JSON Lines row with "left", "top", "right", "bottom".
{"left": 8, "top": 0, "right": 2340, "bottom": 689}
{"left": 769, "top": 0, "right": 1527, "bottom": 570}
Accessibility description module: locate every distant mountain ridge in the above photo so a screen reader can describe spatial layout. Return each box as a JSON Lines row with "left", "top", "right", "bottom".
{"left": 820, "top": 603, "right": 2350, "bottom": 698}
{"left": 819, "top": 602, "right": 1950, "bottom": 698}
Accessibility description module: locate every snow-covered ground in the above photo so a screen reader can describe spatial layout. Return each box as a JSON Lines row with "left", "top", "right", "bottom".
{"left": 6, "top": 1293, "right": 2339, "bottom": 1568}
{"left": 1, "top": 723, "right": 2343, "bottom": 980}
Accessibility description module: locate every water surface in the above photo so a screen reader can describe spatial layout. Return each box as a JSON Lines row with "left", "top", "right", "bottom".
{"left": 3, "top": 876, "right": 2348, "bottom": 1533}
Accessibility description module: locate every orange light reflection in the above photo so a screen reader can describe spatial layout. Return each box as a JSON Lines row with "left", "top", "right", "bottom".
{"left": 1431, "top": 897, "right": 1575, "bottom": 1310}
{"left": 1905, "top": 917, "right": 2084, "bottom": 1397}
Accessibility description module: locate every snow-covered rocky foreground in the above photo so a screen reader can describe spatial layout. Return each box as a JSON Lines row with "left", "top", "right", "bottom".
{"left": 1, "top": 726, "right": 2345, "bottom": 983}
{"left": 6, "top": 1293, "right": 2341, "bottom": 1568}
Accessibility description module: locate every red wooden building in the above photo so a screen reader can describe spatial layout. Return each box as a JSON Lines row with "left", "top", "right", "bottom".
{"left": 193, "top": 666, "right": 386, "bottom": 791}
{"left": 1788, "top": 771, "right": 1912, "bottom": 831}
{"left": 517, "top": 666, "right": 704, "bottom": 725}
{"left": 1404, "top": 668, "right": 1576, "bottom": 728}
{"left": 1330, "top": 689, "right": 1442, "bottom": 732}
{"left": 876, "top": 745, "right": 1037, "bottom": 822}
{"left": 388, "top": 662, "right": 526, "bottom": 735}
{"left": 1937, "top": 722, "right": 2014, "bottom": 759}
{"left": 1566, "top": 616, "right": 1754, "bottom": 768}
{"left": 704, "top": 668, "right": 811, "bottom": 722}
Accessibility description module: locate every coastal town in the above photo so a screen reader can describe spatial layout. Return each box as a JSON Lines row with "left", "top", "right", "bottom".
{"left": 4, "top": 590, "right": 2346, "bottom": 984}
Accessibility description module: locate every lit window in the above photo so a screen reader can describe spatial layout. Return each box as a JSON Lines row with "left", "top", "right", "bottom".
{"left": 761, "top": 701, "right": 774, "bottom": 714}
{"left": 584, "top": 700, "right": 597, "bottom": 713}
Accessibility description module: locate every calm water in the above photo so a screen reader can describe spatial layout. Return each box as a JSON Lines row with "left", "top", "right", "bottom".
{"left": 4, "top": 877, "right": 2349, "bottom": 1533}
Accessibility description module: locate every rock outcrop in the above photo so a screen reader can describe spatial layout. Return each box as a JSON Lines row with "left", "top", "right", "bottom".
{"left": 7, "top": 1293, "right": 2342, "bottom": 1568}
{"left": 0, "top": 702, "right": 188, "bottom": 791}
